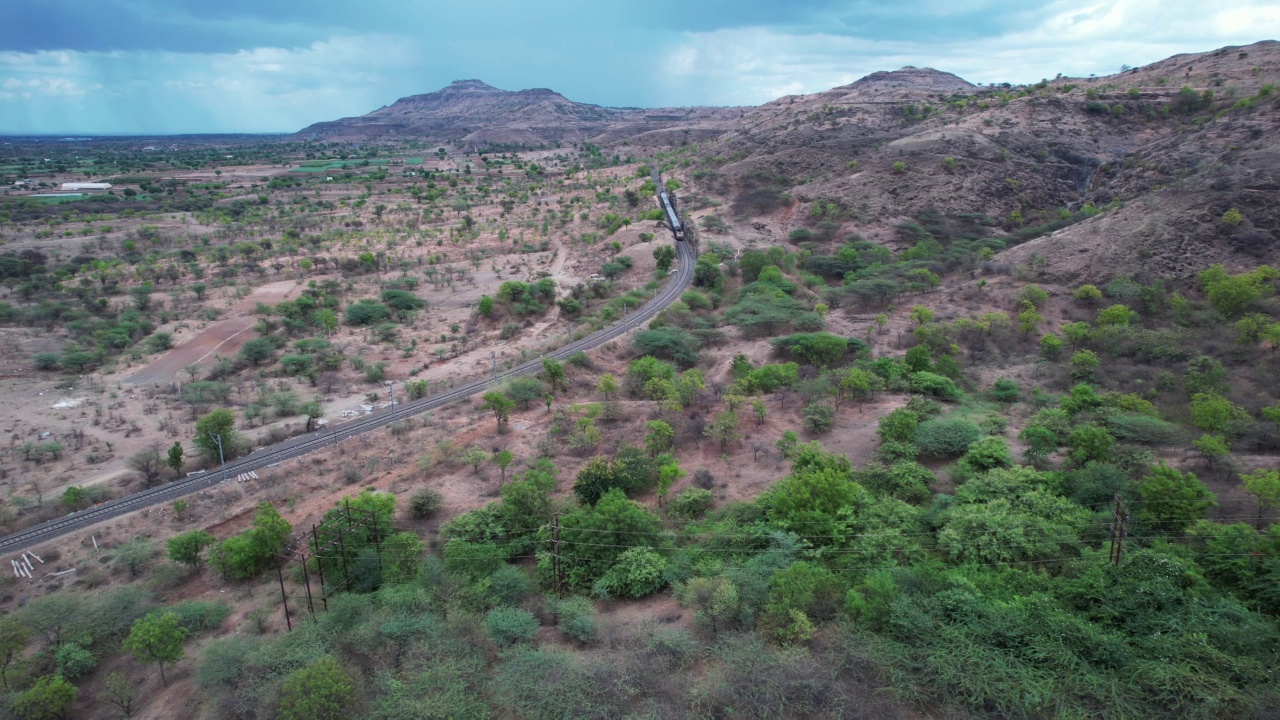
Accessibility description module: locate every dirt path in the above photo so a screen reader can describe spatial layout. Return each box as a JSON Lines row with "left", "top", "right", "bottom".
{"left": 126, "top": 280, "right": 301, "bottom": 386}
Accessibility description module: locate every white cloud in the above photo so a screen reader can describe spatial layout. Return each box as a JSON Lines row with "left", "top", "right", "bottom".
{"left": 0, "top": 35, "right": 422, "bottom": 133}
{"left": 660, "top": 0, "right": 1280, "bottom": 105}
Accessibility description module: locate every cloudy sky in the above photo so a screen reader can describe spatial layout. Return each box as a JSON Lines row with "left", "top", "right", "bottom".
{"left": 0, "top": 0, "right": 1276, "bottom": 135}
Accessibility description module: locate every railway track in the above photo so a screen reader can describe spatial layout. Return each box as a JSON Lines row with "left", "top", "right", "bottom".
{"left": 0, "top": 240, "right": 696, "bottom": 554}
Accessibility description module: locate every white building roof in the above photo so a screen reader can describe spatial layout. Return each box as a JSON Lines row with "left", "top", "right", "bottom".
{"left": 61, "top": 182, "right": 112, "bottom": 190}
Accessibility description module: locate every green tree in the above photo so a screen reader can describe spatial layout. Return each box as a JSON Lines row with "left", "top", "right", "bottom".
{"left": 1135, "top": 462, "right": 1217, "bottom": 533}
{"left": 167, "top": 530, "right": 216, "bottom": 570}
{"left": 478, "top": 294, "right": 495, "bottom": 318}
{"left": 1061, "top": 321, "right": 1091, "bottom": 346}
{"left": 877, "top": 408, "right": 919, "bottom": 444}
{"left": 1016, "top": 304, "right": 1044, "bottom": 336}
{"left": 193, "top": 408, "right": 242, "bottom": 462}
{"left": 60, "top": 486, "right": 88, "bottom": 510}
{"left": 166, "top": 441, "right": 184, "bottom": 477}
{"left": 1039, "top": 333, "right": 1064, "bottom": 360}
{"left": 464, "top": 446, "right": 490, "bottom": 473}
{"left": 597, "top": 373, "right": 618, "bottom": 399}
{"left": 541, "top": 357, "right": 567, "bottom": 392}
{"left": 708, "top": 410, "right": 741, "bottom": 449}
{"left": 653, "top": 245, "right": 676, "bottom": 274}
{"left": 278, "top": 657, "right": 354, "bottom": 720}
{"left": 1096, "top": 304, "right": 1137, "bottom": 326}
{"left": 776, "top": 430, "right": 799, "bottom": 459}
{"left": 0, "top": 616, "right": 29, "bottom": 690}
{"left": 1242, "top": 469, "right": 1280, "bottom": 530}
{"left": 553, "top": 488, "right": 660, "bottom": 590}
{"left": 1066, "top": 424, "right": 1115, "bottom": 465}
{"left": 1019, "top": 424, "right": 1059, "bottom": 466}
{"left": 123, "top": 611, "right": 188, "bottom": 686}
{"left": 658, "top": 461, "right": 684, "bottom": 507}
{"left": 645, "top": 420, "right": 675, "bottom": 456}
{"left": 13, "top": 675, "right": 76, "bottom": 720}
{"left": 482, "top": 391, "right": 515, "bottom": 431}
{"left": 238, "top": 337, "right": 274, "bottom": 366}
{"left": 103, "top": 672, "right": 136, "bottom": 719}
{"left": 750, "top": 398, "right": 768, "bottom": 427}
{"left": 494, "top": 449, "right": 515, "bottom": 482}
{"left": 113, "top": 538, "right": 156, "bottom": 578}
{"left": 1073, "top": 284, "right": 1103, "bottom": 304}
{"left": 837, "top": 368, "right": 874, "bottom": 410}
{"left": 1190, "top": 392, "right": 1250, "bottom": 436}
{"left": 910, "top": 305, "right": 934, "bottom": 326}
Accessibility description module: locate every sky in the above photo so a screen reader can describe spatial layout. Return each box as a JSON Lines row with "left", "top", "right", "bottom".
{"left": 0, "top": 0, "right": 1277, "bottom": 135}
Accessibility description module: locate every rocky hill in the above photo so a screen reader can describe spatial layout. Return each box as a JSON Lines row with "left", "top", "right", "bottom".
{"left": 298, "top": 79, "right": 744, "bottom": 148}
{"left": 683, "top": 43, "right": 1280, "bottom": 283}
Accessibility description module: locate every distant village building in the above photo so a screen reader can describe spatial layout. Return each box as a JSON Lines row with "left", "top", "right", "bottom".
{"left": 60, "top": 182, "right": 112, "bottom": 192}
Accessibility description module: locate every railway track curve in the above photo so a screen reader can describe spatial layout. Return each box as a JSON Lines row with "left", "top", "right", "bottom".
{"left": 0, "top": 240, "right": 696, "bottom": 554}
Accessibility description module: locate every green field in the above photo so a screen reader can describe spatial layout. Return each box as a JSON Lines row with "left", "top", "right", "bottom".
{"left": 2, "top": 194, "right": 91, "bottom": 205}
{"left": 290, "top": 158, "right": 391, "bottom": 173}
{"left": 403, "top": 157, "right": 424, "bottom": 165}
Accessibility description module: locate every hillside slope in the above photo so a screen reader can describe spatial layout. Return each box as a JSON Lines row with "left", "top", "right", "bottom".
{"left": 685, "top": 42, "right": 1280, "bottom": 282}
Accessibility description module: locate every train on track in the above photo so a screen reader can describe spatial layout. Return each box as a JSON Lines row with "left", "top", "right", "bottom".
{"left": 653, "top": 168, "right": 685, "bottom": 242}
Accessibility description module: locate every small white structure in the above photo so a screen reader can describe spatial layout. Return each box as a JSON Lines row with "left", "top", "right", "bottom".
{"left": 61, "top": 182, "right": 112, "bottom": 191}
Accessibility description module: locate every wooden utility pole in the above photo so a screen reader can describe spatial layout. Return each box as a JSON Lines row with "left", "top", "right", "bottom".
{"left": 298, "top": 554, "right": 315, "bottom": 617}
{"left": 1109, "top": 494, "right": 1129, "bottom": 566}
{"left": 369, "top": 509, "right": 383, "bottom": 572}
{"left": 311, "top": 524, "right": 327, "bottom": 610}
{"left": 336, "top": 527, "right": 351, "bottom": 592}
{"left": 551, "top": 512, "right": 564, "bottom": 598}
{"left": 275, "top": 556, "right": 292, "bottom": 631}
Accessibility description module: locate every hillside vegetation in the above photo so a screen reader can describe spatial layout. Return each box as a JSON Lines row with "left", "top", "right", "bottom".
{"left": 0, "top": 41, "right": 1277, "bottom": 720}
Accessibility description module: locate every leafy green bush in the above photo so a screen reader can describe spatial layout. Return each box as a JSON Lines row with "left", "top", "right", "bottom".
{"left": 594, "top": 547, "right": 668, "bottom": 598}
{"left": 802, "top": 402, "right": 835, "bottom": 434}
{"left": 552, "top": 596, "right": 598, "bottom": 644}
{"left": 1105, "top": 414, "right": 1185, "bottom": 445}
{"left": 54, "top": 643, "right": 96, "bottom": 680}
{"left": 169, "top": 600, "right": 232, "bottom": 633}
{"left": 631, "top": 327, "right": 701, "bottom": 366}
{"left": 483, "top": 607, "right": 540, "bottom": 647}
{"left": 409, "top": 488, "right": 443, "bottom": 518}
{"left": 860, "top": 462, "right": 933, "bottom": 504}
{"left": 667, "top": 487, "right": 713, "bottom": 519}
{"left": 990, "top": 378, "right": 1020, "bottom": 403}
{"left": 909, "top": 371, "right": 961, "bottom": 400}
{"left": 486, "top": 566, "right": 534, "bottom": 607}
{"left": 915, "top": 417, "right": 983, "bottom": 458}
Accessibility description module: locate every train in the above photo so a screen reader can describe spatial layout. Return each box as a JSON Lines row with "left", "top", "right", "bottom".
{"left": 652, "top": 168, "right": 685, "bottom": 242}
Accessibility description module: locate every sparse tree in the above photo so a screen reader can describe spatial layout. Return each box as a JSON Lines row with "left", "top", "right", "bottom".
{"left": 494, "top": 450, "right": 515, "bottom": 482}
{"left": 127, "top": 446, "right": 164, "bottom": 487}
{"left": 103, "top": 672, "right": 136, "bottom": 718}
{"left": 167, "top": 530, "right": 216, "bottom": 570}
{"left": 482, "top": 391, "right": 514, "bottom": 432}
{"left": 464, "top": 446, "right": 490, "bottom": 474}
{"left": 123, "top": 611, "right": 188, "bottom": 686}
{"left": 1242, "top": 469, "right": 1280, "bottom": 530}
{"left": 707, "top": 410, "right": 740, "bottom": 450}
{"left": 597, "top": 373, "right": 619, "bottom": 399}
{"left": 166, "top": 442, "right": 185, "bottom": 478}
{"left": 0, "top": 617, "right": 29, "bottom": 690}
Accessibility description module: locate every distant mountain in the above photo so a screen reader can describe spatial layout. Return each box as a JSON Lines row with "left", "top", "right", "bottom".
{"left": 298, "top": 79, "right": 743, "bottom": 148}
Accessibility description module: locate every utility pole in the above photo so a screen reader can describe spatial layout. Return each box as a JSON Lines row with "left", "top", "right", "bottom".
{"left": 491, "top": 350, "right": 497, "bottom": 375}
{"left": 275, "top": 555, "right": 292, "bottom": 631}
{"left": 386, "top": 381, "right": 396, "bottom": 410}
{"left": 550, "top": 512, "right": 564, "bottom": 599}
{"left": 298, "top": 553, "right": 315, "bottom": 617}
{"left": 207, "top": 432, "right": 226, "bottom": 483}
{"left": 311, "top": 524, "right": 328, "bottom": 610}
{"left": 1109, "top": 494, "right": 1129, "bottom": 566}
